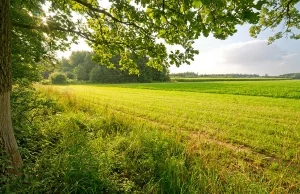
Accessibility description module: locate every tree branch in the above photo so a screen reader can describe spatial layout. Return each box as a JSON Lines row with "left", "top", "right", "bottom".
{"left": 12, "top": 22, "right": 96, "bottom": 43}
{"left": 71, "top": 0, "right": 151, "bottom": 37}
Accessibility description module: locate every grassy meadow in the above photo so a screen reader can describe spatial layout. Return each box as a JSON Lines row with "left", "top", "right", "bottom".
{"left": 28, "top": 80, "right": 300, "bottom": 193}
{"left": 170, "top": 77, "right": 291, "bottom": 82}
{"left": 107, "top": 80, "right": 300, "bottom": 99}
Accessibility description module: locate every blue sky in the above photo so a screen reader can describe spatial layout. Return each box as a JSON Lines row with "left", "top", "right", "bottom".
{"left": 57, "top": 23, "right": 300, "bottom": 76}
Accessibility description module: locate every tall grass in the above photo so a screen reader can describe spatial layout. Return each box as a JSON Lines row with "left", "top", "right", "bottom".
{"left": 4, "top": 83, "right": 299, "bottom": 193}
{"left": 2, "top": 84, "right": 280, "bottom": 193}
{"left": 31, "top": 85, "right": 300, "bottom": 193}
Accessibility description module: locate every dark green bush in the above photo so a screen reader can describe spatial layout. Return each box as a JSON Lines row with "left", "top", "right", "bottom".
{"left": 40, "top": 79, "right": 50, "bottom": 85}
{"left": 66, "top": 71, "right": 75, "bottom": 79}
{"left": 49, "top": 72, "right": 67, "bottom": 84}
{"left": 1, "top": 82, "right": 61, "bottom": 193}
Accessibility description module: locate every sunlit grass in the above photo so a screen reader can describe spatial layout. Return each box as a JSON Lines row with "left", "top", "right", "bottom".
{"left": 36, "top": 81, "right": 300, "bottom": 193}
{"left": 104, "top": 80, "right": 300, "bottom": 99}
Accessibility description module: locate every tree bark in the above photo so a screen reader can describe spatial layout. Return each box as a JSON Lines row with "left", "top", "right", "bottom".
{"left": 0, "top": 0, "right": 23, "bottom": 172}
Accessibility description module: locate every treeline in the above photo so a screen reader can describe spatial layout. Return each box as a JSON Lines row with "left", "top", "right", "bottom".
{"left": 170, "top": 72, "right": 199, "bottom": 78}
{"left": 279, "top": 73, "right": 300, "bottom": 79}
{"left": 170, "top": 72, "right": 260, "bottom": 78}
{"left": 43, "top": 51, "right": 169, "bottom": 83}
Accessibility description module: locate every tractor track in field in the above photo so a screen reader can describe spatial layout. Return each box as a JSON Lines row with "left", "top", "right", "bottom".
{"left": 100, "top": 103, "right": 291, "bottom": 165}
{"left": 56, "top": 91, "right": 299, "bottom": 171}
{"left": 123, "top": 111, "right": 300, "bottom": 171}
{"left": 74, "top": 94, "right": 300, "bottom": 170}
{"left": 47, "top": 88, "right": 300, "bottom": 189}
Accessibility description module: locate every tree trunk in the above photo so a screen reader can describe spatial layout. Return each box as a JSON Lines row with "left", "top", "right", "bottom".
{"left": 0, "top": 0, "right": 23, "bottom": 173}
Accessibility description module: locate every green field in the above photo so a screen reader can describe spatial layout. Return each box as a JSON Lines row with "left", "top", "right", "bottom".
{"left": 170, "top": 77, "right": 291, "bottom": 82}
{"left": 106, "top": 80, "right": 300, "bottom": 99}
{"left": 37, "top": 80, "right": 300, "bottom": 193}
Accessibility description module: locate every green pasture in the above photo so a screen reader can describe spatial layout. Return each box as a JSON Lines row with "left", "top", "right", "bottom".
{"left": 36, "top": 80, "right": 300, "bottom": 193}
{"left": 106, "top": 80, "right": 300, "bottom": 99}
{"left": 170, "top": 77, "right": 290, "bottom": 82}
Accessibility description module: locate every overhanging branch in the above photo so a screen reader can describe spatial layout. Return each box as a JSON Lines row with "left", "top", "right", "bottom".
{"left": 71, "top": 0, "right": 151, "bottom": 37}
{"left": 12, "top": 22, "right": 96, "bottom": 43}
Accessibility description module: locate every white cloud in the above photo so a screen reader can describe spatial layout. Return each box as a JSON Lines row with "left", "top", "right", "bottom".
{"left": 221, "top": 40, "right": 284, "bottom": 65}
{"left": 170, "top": 39, "right": 300, "bottom": 76}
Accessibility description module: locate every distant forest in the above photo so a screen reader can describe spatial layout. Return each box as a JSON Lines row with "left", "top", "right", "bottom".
{"left": 170, "top": 72, "right": 260, "bottom": 78}
{"left": 43, "top": 54, "right": 300, "bottom": 84}
{"left": 43, "top": 51, "right": 169, "bottom": 83}
{"left": 279, "top": 73, "right": 300, "bottom": 79}
{"left": 170, "top": 72, "right": 300, "bottom": 79}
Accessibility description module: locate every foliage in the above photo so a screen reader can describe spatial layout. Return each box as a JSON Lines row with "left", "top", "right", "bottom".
{"left": 10, "top": 0, "right": 297, "bottom": 77}
{"left": 10, "top": 0, "right": 76, "bottom": 82}
{"left": 1, "top": 82, "right": 59, "bottom": 192}
{"left": 81, "top": 0, "right": 261, "bottom": 69}
{"left": 60, "top": 58, "right": 73, "bottom": 73}
{"left": 10, "top": 81, "right": 59, "bottom": 160}
{"left": 89, "top": 65, "right": 120, "bottom": 83}
{"left": 250, "top": 0, "right": 300, "bottom": 43}
{"left": 170, "top": 72, "right": 199, "bottom": 78}
{"left": 170, "top": 72, "right": 261, "bottom": 78}
{"left": 136, "top": 56, "right": 170, "bottom": 82}
{"left": 74, "top": 64, "right": 90, "bottom": 81}
{"left": 7, "top": 0, "right": 300, "bottom": 82}
{"left": 280, "top": 73, "right": 300, "bottom": 79}
{"left": 49, "top": 72, "right": 67, "bottom": 84}
{"left": 55, "top": 51, "right": 169, "bottom": 83}
{"left": 65, "top": 71, "right": 75, "bottom": 79}
{"left": 40, "top": 79, "right": 51, "bottom": 85}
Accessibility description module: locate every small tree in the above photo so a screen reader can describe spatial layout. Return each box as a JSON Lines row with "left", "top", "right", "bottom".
{"left": 49, "top": 72, "right": 67, "bottom": 84}
{"left": 74, "top": 65, "right": 89, "bottom": 81}
{"left": 65, "top": 71, "right": 75, "bottom": 79}
{"left": 89, "top": 66, "right": 103, "bottom": 83}
{"left": 292, "top": 73, "right": 300, "bottom": 79}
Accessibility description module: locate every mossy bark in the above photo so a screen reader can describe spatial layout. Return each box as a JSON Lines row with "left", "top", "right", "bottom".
{"left": 0, "top": 0, "right": 23, "bottom": 173}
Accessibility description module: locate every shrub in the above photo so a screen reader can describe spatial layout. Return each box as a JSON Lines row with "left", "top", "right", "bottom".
{"left": 40, "top": 79, "right": 50, "bottom": 85}
{"left": 66, "top": 71, "right": 75, "bottom": 79}
{"left": 49, "top": 72, "right": 67, "bottom": 84}
{"left": 67, "top": 79, "right": 77, "bottom": 84}
{"left": 89, "top": 65, "right": 121, "bottom": 83}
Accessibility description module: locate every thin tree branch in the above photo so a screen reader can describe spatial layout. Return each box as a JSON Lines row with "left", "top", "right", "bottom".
{"left": 12, "top": 22, "right": 96, "bottom": 43}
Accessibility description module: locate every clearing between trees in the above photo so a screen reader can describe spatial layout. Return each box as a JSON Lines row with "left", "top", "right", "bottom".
{"left": 32, "top": 80, "right": 300, "bottom": 193}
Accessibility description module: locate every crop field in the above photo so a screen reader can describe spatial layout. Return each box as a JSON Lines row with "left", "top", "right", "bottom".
{"left": 107, "top": 80, "right": 300, "bottom": 99}
{"left": 170, "top": 77, "right": 290, "bottom": 82}
{"left": 37, "top": 80, "right": 300, "bottom": 193}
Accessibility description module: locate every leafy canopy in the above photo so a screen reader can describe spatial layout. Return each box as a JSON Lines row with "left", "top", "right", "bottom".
{"left": 250, "top": 0, "right": 300, "bottom": 43}
{"left": 56, "top": 51, "right": 169, "bottom": 82}
{"left": 11, "top": 0, "right": 75, "bottom": 81}
{"left": 11, "top": 0, "right": 300, "bottom": 76}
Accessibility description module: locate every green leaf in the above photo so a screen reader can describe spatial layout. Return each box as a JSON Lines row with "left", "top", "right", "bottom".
{"left": 192, "top": 0, "right": 201, "bottom": 8}
{"left": 254, "top": 0, "right": 267, "bottom": 10}
{"left": 180, "top": 5, "right": 184, "bottom": 13}
{"left": 243, "top": 11, "right": 259, "bottom": 24}
{"left": 161, "top": 16, "right": 167, "bottom": 23}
